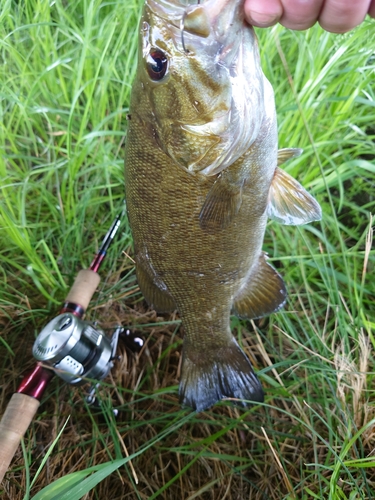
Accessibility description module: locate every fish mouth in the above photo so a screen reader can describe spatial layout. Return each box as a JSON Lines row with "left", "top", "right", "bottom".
{"left": 144, "top": 0, "right": 264, "bottom": 176}
{"left": 146, "top": 0, "right": 242, "bottom": 41}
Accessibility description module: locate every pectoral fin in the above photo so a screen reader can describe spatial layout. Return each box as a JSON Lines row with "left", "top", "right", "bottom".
{"left": 199, "top": 174, "right": 242, "bottom": 232}
{"left": 232, "top": 253, "right": 287, "bottom": 319}
{"left": 267, "top": 167, "right": 322, "bottom": 225}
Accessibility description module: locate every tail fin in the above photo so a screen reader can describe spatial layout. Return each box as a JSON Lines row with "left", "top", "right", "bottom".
{"left": 179, "top": 339, "right": 264, "bottom": 412}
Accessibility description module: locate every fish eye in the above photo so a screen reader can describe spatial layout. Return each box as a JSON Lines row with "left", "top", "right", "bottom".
{"left": 146, "top": 48, "right": 168, "bottom": 81}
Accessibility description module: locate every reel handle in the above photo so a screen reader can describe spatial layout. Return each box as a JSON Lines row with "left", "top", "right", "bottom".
{"left": 0, "top": 394, "right": 40, "bottom": 482}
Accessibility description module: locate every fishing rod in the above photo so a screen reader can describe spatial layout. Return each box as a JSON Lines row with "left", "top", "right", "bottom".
{"left": 0, "top": 213, "right": 123, "bottom": 483}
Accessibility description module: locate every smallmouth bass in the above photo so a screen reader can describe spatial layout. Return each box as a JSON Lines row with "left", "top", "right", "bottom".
{"left": 124, "top": 0, "right": 321, "bottom": 411}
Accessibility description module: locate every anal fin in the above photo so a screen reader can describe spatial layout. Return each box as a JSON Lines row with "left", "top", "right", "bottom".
{"left": 232, "top": 253, "right": 286, "bottom": 319}
{"left": 199, "top": 174, "right": 242, "bottom": 232}
{"left": 136, "top": 264, "right": 176, "bottom": 313}
{"left": 267, "top": 167, "right": 322, "bottom": 225}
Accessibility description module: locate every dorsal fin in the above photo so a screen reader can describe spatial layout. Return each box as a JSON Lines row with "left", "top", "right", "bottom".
{"left": 136, "top": 264, "right": 176, "bottom": 313}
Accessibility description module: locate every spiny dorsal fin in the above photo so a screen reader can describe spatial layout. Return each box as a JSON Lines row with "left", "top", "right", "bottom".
{"left": 199, "top": 174, "right": 242, "bottom": 232}
{"left": 232, "top": 253, "right": 287, "bottom": 319}
{"left": 267, "top": 167, "right": 322, "bottom": 225}
{"left": 277, "top": 148, "right": 303, "bottom": 166}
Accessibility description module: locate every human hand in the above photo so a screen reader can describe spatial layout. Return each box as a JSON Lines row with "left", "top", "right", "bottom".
{"left": 244, "top": 0, "right": 375, "bottom": 33}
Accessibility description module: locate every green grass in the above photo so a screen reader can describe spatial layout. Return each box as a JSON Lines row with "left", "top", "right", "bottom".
{"left": 0, "top": 0, "right": 374, "bottom": 499}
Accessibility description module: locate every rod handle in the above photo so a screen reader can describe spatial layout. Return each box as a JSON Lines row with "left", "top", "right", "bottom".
{"left": 64, "top": 269, "right": 101, "bottom": 311}
{"left": 0, "top": 393, "right": 40, "bottom": 483}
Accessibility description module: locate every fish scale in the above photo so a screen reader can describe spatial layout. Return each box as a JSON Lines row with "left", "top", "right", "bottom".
{"left": 125, "top": 0, "right": 321, "bottom": 411}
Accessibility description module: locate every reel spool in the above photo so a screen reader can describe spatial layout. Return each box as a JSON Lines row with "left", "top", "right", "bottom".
{"left": 32, "top": 313, "right": 116, "bottom": 384}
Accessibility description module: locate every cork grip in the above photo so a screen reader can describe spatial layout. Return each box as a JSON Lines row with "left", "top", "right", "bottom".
{"left": 65, "top": 269, "right": 101, "bottom": 311}
{"left": 0, "top": 393, "right": 40, "bottom": 482}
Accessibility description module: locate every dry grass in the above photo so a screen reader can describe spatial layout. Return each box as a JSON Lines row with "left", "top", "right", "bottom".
{"left": 2, "top": 272, "right": 375, "bottom": 499}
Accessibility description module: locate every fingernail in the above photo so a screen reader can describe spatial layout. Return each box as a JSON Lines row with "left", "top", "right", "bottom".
{"left": 247, "top": 12, "right": 280, "bottom": 27}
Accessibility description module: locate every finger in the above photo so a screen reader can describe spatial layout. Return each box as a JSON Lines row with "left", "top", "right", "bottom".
{"left": 319, "top": 0, "right": 372, "bottom": 33}
{"left": 244, "top": 0, "right": 283, "bottom": 27}
{"left": 367, "top": 0, "right": 375, "bottom": 17}
{"left": 279, "top": 0, "right": 324, "bottom": 30}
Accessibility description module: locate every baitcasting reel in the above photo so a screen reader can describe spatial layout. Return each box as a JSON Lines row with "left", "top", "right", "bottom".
{"left": 0, "top": 211, "right": 127, "bottom": 482}
{"left": 32, "top": 313, "right": 120, "bottom": 385}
